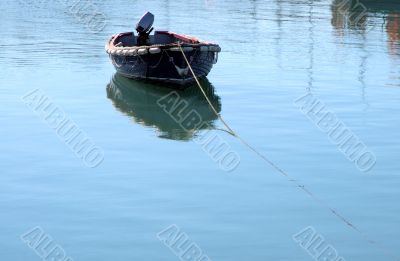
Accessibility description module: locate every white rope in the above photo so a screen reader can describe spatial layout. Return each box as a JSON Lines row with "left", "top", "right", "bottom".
{"left": 178, "top": 43, "right": 399, "bottom": 261}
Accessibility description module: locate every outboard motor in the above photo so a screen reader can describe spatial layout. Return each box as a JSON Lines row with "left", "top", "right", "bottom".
{"left": 136, "top": 12, "right": 154, "bottom": 46}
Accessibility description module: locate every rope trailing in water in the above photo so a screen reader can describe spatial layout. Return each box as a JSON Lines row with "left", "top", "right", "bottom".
{"left": 178, "top": 43, "right": 399, "bottom": 261}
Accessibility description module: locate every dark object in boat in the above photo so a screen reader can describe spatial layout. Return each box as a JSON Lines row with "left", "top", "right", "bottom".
{"left": 106, "top": 73, "right": 221, "bottom": 140}
{"left": 105, "top": 12, "right": 221, "bottom": 86}
{"left": 136, "top": 11, "right": 154, "bottom": 46}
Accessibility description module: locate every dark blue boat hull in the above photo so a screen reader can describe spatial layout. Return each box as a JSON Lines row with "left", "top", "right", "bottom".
{"left": 109, "top": 49, "right": 216, "bottom": 86}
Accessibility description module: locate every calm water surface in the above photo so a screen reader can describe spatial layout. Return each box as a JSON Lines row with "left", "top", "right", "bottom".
{"left": 1, "top": 0, "right": 400, "bottom": 260}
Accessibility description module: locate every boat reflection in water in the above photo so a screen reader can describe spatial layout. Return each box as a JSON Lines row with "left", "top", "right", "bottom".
{"left": 106, "top": 73, "right": 221, "bottom": 141}
{"left": 386, "top": 11, "right": 400, "bottom": 57}
{"left": 331, "top": 0, "right": 370, "bottom": 33}
{"left": 332, "top": 0, "right": 400, "bottom": 56}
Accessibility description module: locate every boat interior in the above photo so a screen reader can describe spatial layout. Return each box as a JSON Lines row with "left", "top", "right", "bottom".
{"left": 112, "top": 11, "right": 204, "bottom": 47}
{"left": 113, "top": 31, "right": 202, "bottom": 47}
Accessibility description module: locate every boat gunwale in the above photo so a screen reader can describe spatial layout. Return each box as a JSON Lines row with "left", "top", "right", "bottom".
{"left": 105, "top": 31, "right": 221, "bottom": 55}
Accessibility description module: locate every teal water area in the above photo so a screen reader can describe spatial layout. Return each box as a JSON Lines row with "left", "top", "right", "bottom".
{"left": 1, "top": 0, "right": 400, "bottom": 260}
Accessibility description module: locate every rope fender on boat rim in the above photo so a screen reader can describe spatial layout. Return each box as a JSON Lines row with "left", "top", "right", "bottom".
{"left": 105, "top": 41, "right": 221, "bottom": 57}
{"left": 176, "top": 43, "right": 400, "bottom": 261}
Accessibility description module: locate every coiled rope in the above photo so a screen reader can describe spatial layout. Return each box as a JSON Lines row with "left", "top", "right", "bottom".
{"left": 178, "top": 43, "right": 399, "bottom": 261}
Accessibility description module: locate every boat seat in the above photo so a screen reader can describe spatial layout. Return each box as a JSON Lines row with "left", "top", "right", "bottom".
{"left": 156, "top": 31, "right": 200, "bottom": 44}
{"left": 116, "top": 32, "right": 137, "bottom": 47}
{"left": 152, "top": 31, "right": 176, "bottom": 45}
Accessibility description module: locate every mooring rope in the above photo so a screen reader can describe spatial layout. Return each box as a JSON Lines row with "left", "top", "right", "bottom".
{"left": 178, "top": 44, "right": 399, "bottom": 261}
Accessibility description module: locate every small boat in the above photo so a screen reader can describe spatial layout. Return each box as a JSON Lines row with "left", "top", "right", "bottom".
{"left": 105, "top": 12, "right": 221, "bottom": 86}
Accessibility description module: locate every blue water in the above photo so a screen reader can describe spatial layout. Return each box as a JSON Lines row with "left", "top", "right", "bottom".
{"left": 1, "top": 0, "right": 400, "bottom": 260}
